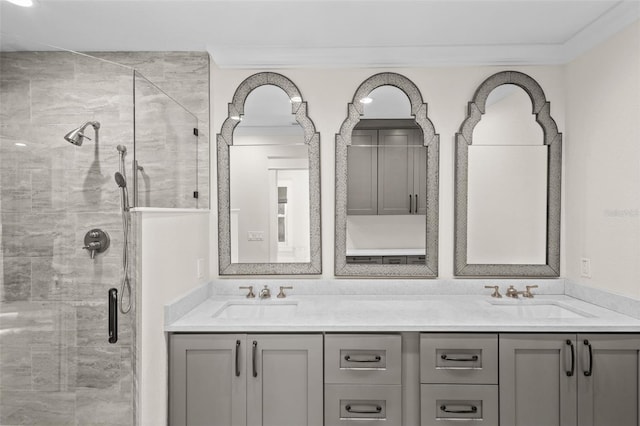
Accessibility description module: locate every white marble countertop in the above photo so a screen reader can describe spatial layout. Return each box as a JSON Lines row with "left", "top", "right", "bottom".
{"left": 165, "top": 294, "right": 640, "bottom": 333}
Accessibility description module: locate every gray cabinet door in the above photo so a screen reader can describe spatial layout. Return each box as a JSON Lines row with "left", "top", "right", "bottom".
{"left": 347, "top": 130, "right": 378, "bottom": 215}
{"left": 499, "top": 334, "right": 577, "bottom": 426}
{"left": 577, "top": 334, "right": 640, "bottom": 426}
{"left": 170, "top": 334, "right": 247, "bottom": 426}
{"left": 246, "top": 334, "right": 323, "bottom": 426}
{"left": 412, "top": 142, "right": 427, "bottom": 215}
{"left": 377, "top": 129, "right": 415, "bottom": 215}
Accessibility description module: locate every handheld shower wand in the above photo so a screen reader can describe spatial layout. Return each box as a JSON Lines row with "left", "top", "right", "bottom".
{"left": 114, "top": 145, "right": 131, "bottom": 315}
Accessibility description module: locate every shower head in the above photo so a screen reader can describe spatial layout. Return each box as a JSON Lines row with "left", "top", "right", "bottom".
{"left": 116, "top": 145, "right": 127, "bottom": 153}
{"left": 64, "top": 121, "right": 100, "bottom": 146}
{"left": 114, "top": 172, "right": 127, "bottom": 188}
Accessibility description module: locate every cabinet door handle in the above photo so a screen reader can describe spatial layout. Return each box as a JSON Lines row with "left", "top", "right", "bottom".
{"left": 440, "top": 354, "right": 478, "bottom": 362}
{"left": 409, "top": 194, "right": 412, "bottom": 214}
{"left": 345, "top": 404, "right": 382, "bottom": 414}
{"left": 252, "top": 340, "right": 258, "bottom": 378}
{"left": 344, "top": 354, "right": 382, "bottom": 363}
{"left": 235, "top": 340, "right": 241, "bottom": 377}
{"left": 414, "top": 194, "right": 418, "bottom": 213}
{"left": 440, "top": 404, "right": 477, "bottom": 414}
{"left": 566, "top": 339, "right": 575, "bottom": 377}
{"left": 583, "top": 339, "right": 593, "bottom": 377}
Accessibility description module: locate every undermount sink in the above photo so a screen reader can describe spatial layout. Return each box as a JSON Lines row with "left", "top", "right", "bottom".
{"left": 212, "top": 300, "right": 299, "bottom": 319}
{"left": 487, "top": 300, "right": 593, "bottom": 319}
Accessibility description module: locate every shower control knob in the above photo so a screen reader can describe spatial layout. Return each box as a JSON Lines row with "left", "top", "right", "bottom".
{"left": 83, "top": 229, "right": 110, "bottom": 259}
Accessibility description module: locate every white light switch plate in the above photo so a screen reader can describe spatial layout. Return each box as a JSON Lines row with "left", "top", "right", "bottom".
{"left": 580, "top": 258, "right": 591, "bottom": 278}
{"left": 247, "top": 231, "right": 265, "bottom": 241}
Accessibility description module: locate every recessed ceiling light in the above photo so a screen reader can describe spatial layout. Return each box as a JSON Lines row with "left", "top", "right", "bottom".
{"left": 4, "top": 0, "right": 34, "bottom": 7}
{"left": 15, "top": 142, "right": 27, "bottom": 147}
{"left": 290, "top": 96, "right": 302, "bottom": 103}
{"left": 359, "top": 97, "right": 373, "bottom": 104}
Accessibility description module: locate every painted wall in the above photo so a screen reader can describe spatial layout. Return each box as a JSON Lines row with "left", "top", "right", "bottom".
{"left": 210, "top": 65, "right": 566, "bottom": 278}
{"left": 137, "top": 210, "right": 209, "bottom": 426}
{"left": 565, "top": 21, "right": 640, "bottom": 299}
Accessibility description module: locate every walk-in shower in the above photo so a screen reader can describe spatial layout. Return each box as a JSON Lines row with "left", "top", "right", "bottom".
{"left": 1, "top": 42, "right": 208, "bottom": 425}
{"left": 63, "top": 120, "right": 100, "bottom": 145}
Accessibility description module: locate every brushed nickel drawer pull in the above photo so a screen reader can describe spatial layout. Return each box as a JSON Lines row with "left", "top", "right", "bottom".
{"left": 346, "top": 404, "right": 382, "bottom": 414}
{"left": 344, "top": 354, "right": 382, "bottom": 363}
{"left": 440, "top": 404, "right": 477, "bottom": 414}
{"left": 440, "top": 354, "right": 479, "bottom": 362}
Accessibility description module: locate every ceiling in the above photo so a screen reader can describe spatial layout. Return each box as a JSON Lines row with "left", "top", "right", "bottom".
{"left": 1, "top": 0, "right": 639, "bottom": 68}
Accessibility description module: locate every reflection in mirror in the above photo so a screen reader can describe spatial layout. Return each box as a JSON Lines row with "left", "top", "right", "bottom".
{"left": 336, "top": 73, "right": 439, "bottom": 276}
{"left": 455, "top": 72, "right": 562, "bottom": 277}
{"left": 218, "top": 73, "right": 321, "bottom": 275}
{"left": 467, "top": 85, "right": 547, "bottom": 264}
{"left": 230, "top": 85, "right": 309, "bottom": 263}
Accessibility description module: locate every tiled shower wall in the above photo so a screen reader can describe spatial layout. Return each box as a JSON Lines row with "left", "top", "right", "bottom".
{"left": 0, "top": 51, "right": 209, "bottom": 425}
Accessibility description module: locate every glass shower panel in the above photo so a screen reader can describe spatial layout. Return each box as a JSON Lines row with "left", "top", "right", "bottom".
{"left": 133, "top": 71, "right": 201, "bottom": 209}
{"left": 0, "top": 41, "right": 136, "bottom": 425}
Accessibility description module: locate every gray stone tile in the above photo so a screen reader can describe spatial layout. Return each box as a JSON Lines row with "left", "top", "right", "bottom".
{"left": 30, "top": 256, "right": 80, "bottom": 302}
{"left": 0, "top": 79, "right": 30, "bottom": 122}
{"left": 0, "top": 345, "right": 31, "bottom": 390}
{"left": 0, "top": 390, "right": 75, "bottom": 425}
{"left": 75, "top": 346, "right": 122, "bottom": 390}
{"left": 0, "top": 213, "right": 75, "bottom": 258}
{"left": 0, "top": 301, "right": 76, "bottom": 347}
{"left": 0, "top": 51, "right": 76, "bottom": 81}
{"left": 94, "top": 52, "right": 165, "bottom": 79}
{"left": 159, "top": 78, "right": 209, "bottom": 117}
{"left": 76, "top": 302, "right": 132, "bottom": 346}
{"left": 163, "top": 52, "right": 209, "bottom": 81}
{"left": 75, "top": 389, "right": 133, "bottom": 425}
{"left": 31, "top": 345, "right": 73, "bottom": 391}
{"left": 1, "top": 257, "right": 31, "bottom": 302}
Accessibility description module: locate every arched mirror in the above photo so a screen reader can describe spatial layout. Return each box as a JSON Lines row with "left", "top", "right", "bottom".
{"left": 335, "top": 73, "right": 439, "bottom": 277}
{"left": 217, "top": 73, "right": 321, "bottom": 275}
{"left": 455, "top": 71, "right": 561, "bottom": 277}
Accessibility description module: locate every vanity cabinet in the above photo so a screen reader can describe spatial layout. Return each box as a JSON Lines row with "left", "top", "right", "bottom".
{"left": 419, "top": 333, "right": 499, "bottom": 426}
{"left": 169, "top": 333, "right": 323, "bottom": 426}
{"left": 348, "top": 128, "right": 425, "bottom": 216}
{"left": 499, "top": 333, "right": 640, "bottom": 426}
{"left": 324, "top": 334, "right": 403, "bottom": 425}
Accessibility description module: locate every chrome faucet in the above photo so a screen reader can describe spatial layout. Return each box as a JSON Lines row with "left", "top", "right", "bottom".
{"left": 506, "top": 284, "right": 539, "bottom": 298}
{"left": 259, "top": 285, "right": 271, "bottom": 299}
{"left": 506, "top": 285, "right": 520, "bottom": 298}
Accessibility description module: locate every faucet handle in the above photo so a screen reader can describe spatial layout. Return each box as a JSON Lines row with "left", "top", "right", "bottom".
{"left": 484, "top": 285, "right": 502, "bottom": 298}
{"left": 524, "top": 285, "right": 539, "bottom": 298}
{"left": 239, "top": 286, "right": 255, "bottom": 298}
{"left": 277, "top": 286, "right": 293, "bottom": 298}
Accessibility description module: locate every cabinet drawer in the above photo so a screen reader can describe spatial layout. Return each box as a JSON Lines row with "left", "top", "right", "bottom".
{"left": 382, "top": 256, "right": 407, "bottom": 264}
{"left": 406, "top": 255, "right": 425, "bottom": 265}
{"left": 346, "top": 256, "right": 383, "bottom": 264}
{"left": 420, "top": 333, "right": 498, "bottom": 384}
{"left": 325, "top": 384, "right": 401, "bottom": 426}
{"left": 325, "top": 334, "right": 401, "bottom": 384}
{"left": 421, "top": 384, "right": 498, "bottom": 426}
